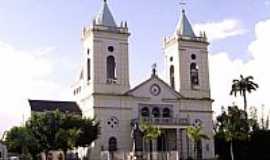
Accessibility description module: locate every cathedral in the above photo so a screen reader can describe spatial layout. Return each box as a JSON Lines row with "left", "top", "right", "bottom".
{"left": 31, "top": 0, "right": 215, "bottom": 160}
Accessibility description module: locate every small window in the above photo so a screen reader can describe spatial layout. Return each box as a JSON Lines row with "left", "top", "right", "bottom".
{"left": 191, "top": 54, "right": 196, "bottom": 60}
{"left": 170, "top": 57, "right": 173, "bottom": 62}
{"left": 163, "top": 108, "right": 171, "bottom": 118}
{"left": 141, "top": 107, "right": 150, "bottom": 117}
{"left": 87, "top": 58, "right": 91, "bottom": 81}
{"left": 170, "top": 65, "right": 175, "bottom": 89}
{"left": 190, "top": 63, "right": 199, "bottom": 86}
{"left": 108, "top": 46, "right": 114, "bottom": 52}
{"left": 107, "top": 56, "right": 116, "bottom": 80}
{"left": 87, "top": 49, "right": 90, "bottom": 55}
{"left": 152, "top": 107, "right": 160, "bottom": 118}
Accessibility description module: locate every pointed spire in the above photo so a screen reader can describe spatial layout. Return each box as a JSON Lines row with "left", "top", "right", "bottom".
{"left": 175, "top": 9, "right": 195, "bottom": 37}
{"left": 95, "top": 0, "right": 117, "bottom": 27}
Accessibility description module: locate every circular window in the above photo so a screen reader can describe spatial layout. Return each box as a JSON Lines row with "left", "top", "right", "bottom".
{"left": 150, "top": 84, "right": 161, "bottom": 96}
{"left": 170, "top": 57, "right": 173, "bottom": 62}
{"left": 191, "top": 54, "right": 196, "bottom": 60}
{"left": 193, "top": 119, "right": 202, "bottom": 127}
{"left": 108, "top": 46, "right": 114, "bottom": 52}
{"left": 107, "top": 116, "right": 119, "bottom": 128}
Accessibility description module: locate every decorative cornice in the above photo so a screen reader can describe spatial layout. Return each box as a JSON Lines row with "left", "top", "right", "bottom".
{"left": 179, "top": 110, "right": 214, "bottom": 113}
{"left": 94, "top": 106, "right": 132, "bottom": 110}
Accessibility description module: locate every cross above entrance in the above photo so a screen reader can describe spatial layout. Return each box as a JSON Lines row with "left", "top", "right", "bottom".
{"left": 152, "top": 63, "right": 157, "bottom": 76}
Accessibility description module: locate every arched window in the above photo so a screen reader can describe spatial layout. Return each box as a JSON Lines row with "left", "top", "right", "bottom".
{"left": 141, "top": 107, "right": 150, "bottom": 117}
{"left": 170, "top": 65, "right": 175, "bottom": 89}
{"left": 87, "top": 58, "right": 91, "bottom": 81}
{"left": 107, "top": 56, "right": 116, "bottom": 80}
{"left": 152, "top": 107, "right": 160, "bottom": 118}
{"left": 108, "top": 137, "right": 117, "bottom": 151}
{"left": 162, "top": 108, "right": 171, "bottom": 118}
{"left": 190, "top": 63, "right": 199, "bottom": 86}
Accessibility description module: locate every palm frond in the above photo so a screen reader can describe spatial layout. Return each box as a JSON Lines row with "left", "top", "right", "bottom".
{"left": 245, "top": 76, "right": 254, "bottom": 81}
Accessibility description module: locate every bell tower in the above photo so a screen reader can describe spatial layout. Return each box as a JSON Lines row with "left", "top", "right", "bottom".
{"left": 75, "top": 0, "right": 130, "bottom": 94}
{"left": 72, "top": 0, "right": 130, "bottom": 116}
{"left": 163, "top": 9, "right": 210, "bottom": 98}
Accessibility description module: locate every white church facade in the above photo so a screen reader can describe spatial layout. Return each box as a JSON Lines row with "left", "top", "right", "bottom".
{"left": 70, "top": 0, "right": 215, "bottom": 160}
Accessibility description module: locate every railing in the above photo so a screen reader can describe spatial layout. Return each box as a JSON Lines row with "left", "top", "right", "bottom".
{"left": 180, "top": 36, "right": 207, "bottom": 42}
{"left": 138, "top": 117, "right": 190, "bottom": 126}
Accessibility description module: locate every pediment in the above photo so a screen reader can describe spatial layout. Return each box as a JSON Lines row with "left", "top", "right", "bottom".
{"left": 125, "top": 75, "right": 182, "bottom": 100}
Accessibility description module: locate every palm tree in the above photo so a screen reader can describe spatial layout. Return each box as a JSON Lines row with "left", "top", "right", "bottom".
{"left": 216, "top": 106, "right": 249, "bottom": 160}
{"left": 140, "top": 121, "right": 161, "bottom": 160}
{"left": 187, "top": 126, "right": 209, "bottom": 160}
{"left": 230, "top": 75, "right": 259, "bottom": 111}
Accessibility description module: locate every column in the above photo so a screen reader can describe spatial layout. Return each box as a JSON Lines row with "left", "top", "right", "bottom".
{"left": 179, "top": 129, "right": 183, "bottom": 160}
{"left": 186, "top": 130, "right": 193, "bottom": 159}
{"left": 176, "top": 129, "right": 181, "bottom": 160}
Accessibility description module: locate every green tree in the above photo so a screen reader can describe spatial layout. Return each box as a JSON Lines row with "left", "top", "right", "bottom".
{"left": 27, "top": 111, "right": 64, "bottom": 156}
{"left": 248, "top": 106, "right": 260, "bottom": 131}
{"left": 6, "top": 111, "right": 99, "bottom": 160}
{"left": 230, "top": 75, "right": 259, "bottom": 111}
{"left": 75, "top": 118, "right": 99, "bottom": 148}
{"left": 26, "top": 110, "right": 99, "bottom": 159}
{"left": 60, "top": 114, "right": 99, "bottom": 148}
{"left": 5, "top": 126, "right": 39, "bottom": 159}
{"left": 187, "top": 125, "right": 209, "bottom": 160}
{"left": 216, "top": 106, "right": 249, "bottom": 160}
{"left": 140, "top": 121, "right": 161, "bottom": 160}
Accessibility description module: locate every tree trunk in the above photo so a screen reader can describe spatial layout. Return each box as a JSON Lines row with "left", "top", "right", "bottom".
{"left": 243, "top": 90, "right": 247, "bottom": 112}
{"left": 149, "top": 140, "right": 153, "bottom": 160}
{"left": 63, "top": 149, "right": 67, "bottom": 160}
{"left": 230, "top": 141, "right": 234, "bottom": 160}
{"left": 45, "top": 151, "right": 49, "bottom": 160}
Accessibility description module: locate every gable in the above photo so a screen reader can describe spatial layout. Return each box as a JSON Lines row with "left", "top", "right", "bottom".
{"left": 126, "top": 75, "right": 182, "bottom": 100}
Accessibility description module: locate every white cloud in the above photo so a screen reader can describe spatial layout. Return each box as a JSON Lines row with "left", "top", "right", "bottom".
{"left": 0, "top": 42, "right": 72, "bottom": 136}
{"left": 194, "top": 19, "right": 246, "bottom": 42}
{"left": 209, "top": 18, "right": 270, "bottom": 115}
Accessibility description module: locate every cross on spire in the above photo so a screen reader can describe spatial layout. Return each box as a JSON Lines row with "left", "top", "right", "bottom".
{"left": 152, "top": 63, "right": 157, "bottom": 76}
{"left": 179, "top": 0, "right": 186, "bottom": 12}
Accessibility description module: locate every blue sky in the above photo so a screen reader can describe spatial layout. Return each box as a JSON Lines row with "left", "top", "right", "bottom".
{"left": 0, "top": 0, "right": 269, "bottom": 84}
{"left": 0, "top": 0, "right": 270, "bottom": 134}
